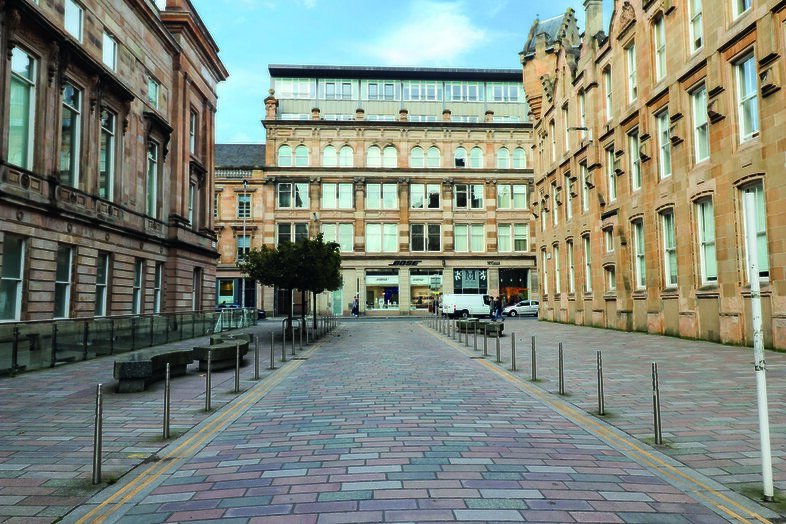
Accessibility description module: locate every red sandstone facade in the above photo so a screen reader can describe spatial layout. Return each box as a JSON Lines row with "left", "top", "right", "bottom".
{"left": 0, "top": 0, "right": 227, "bottom": 321}
{"left": 522, "top": 0, "right": 786, "bottom": 348}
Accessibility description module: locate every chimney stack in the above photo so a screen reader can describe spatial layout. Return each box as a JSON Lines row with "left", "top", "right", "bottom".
{"left": 584, "top": 0, "right": 602, "bottom": 39}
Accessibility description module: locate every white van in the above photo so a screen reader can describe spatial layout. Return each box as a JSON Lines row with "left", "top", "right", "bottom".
{"left": 441, "top": 293, "right": 492, "bottom": 318}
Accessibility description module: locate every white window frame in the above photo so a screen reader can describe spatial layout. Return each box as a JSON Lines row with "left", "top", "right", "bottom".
{"left": 366, "top": 183, "right": 398, "bottom": 210}
{"left": 564, "top": 176, "right": 573, "bottom": 220}
{"left": 741, "top": 182, "right": 769, "bottom": 281}
{"left": 551, "top": 182, "right": 559, "bottom": 226}
{"left": 146, "top": 141, "right": 159, "bottom": 219}
{"left": 654, "top": 17, "right": 666, "bottom": 81}
{"left": 132, "top": 260, "right": 143, "bottom": 315}
{"left": 365, "top": 145, "right": 379, "bottom": 167}
{"left": 581, "top": 164, "right": 590, "bottom": 212}
{"left": 562, "top": 107, "right": 570, "bottom": 152}
{"left": 277, "top": 223, "right": 309, "bottom": 245}
{"left": 689, "top": 0, "right": 703, "bottom": 52}
{"left": 60, "top": 83, "right": 82, "bottom": 188}
{"left": 497, "top": 224, "right": 528, "bottom": 252}
{"left": 99, "top": 109, "right": 115, "bottom": 200}
{"left": 554, "top": 244, "right": 561, "bottom": 294}
{"left": 512, "top": 147, "right": 526, "bottom": 168}
{"left": 455, "top": 184, "right": 484, "bottom": 210}
{"left": 0, "top": 236, "right": 25, "bottom": 321}
{"left": 188, "top": 182, "right": 196, "bottom": 226}
{"left": 542, "top": 250, "right": 549, "bottom": 296}
{"left": 65, "top": 0, "right": 83, "bottom": 42}
{"left": 410, "top": 146, "right": 425, "bottom": 168}
{"left": 496, "top": 148, "right": 510, "bottom": 169}
{"left": 628, "top": 129, "right": 641, "bottom": 191}
{"left": 154, "top": 262, "right": 163, "bottom": 314}
{"left": 550, "top": 120, "right": 556, "bottom": 162}
{"left": 237, "top": 234, "right": 250, "bottom": 261}
{"left": 454, "top": 224, "right": 485, "bottom": 253}
{"left": 365, "top": 223, "right": 398, "bottom": 253}
{"left": 147, "top": 76, "right": 159, "bottom": 110}
{"left": 606, "top": 147, "right": 617, "bottom": 201}
{"left": 606, "top": 265, "right": 617, "bottom": 291}
{"left": 277, "top": 182, "right": 309, "bottom": 209}
{"left": 736, "top": 54, "right": 759, "bottom": 142}
{"left": 410, "top": 184, "right": 440, "bottom": 209}
{"left": 277, "top": 145, "right": 292, "bottom": 167}
{"left": 94, "top": 252, "right": 109, "bottom": 317}
{"left": 662, "top": 210, "right": 678, "bottom": 288}
{"left": 604, "top": 69, "right": 613, "bottom": 120}
{"left": 294, "top": 145, "right": 309, "bottom": 167}
{"left": 321, "top": 223, "right": 354, "bottom": 253}
{"left": 691, "top": 84, "right": 709, "bottom": 163}
{"left": 9, "top": 48, "right": 36, "bottom": 170}
{"left": 657, "top": 109, "right": 671, "bottom": 179}
{"left": 410, "top": 224, "right": 441, "bottom": 252}
{"left": 632, "top": 220, "right": 646, "bottom": 289}
{"left": 696, "top": 198, "right": 717, "bottom": 284}
{"left": 605, "top": 228, "right": 614, "bottom": 253}
{"left": 627, "top": 43, "right": 637, "bottom": 102}
{"left": 339, "top": 146, "right": 353, "bottom": 167}
{"left": 567, "top": 240, "right": 575, "bottom": 293}
{"left": 470, "top": 146, "right": 485, "bottom": 168}
{"left": 496, "top": 184, "right": 527, "bottom": 210}
{"left": 733, "top": 0, "right": 752, "bottom": 18}
{"left": 189, "top": 110, "right": 197, "bottom": 155}
{"left": 426, "top": 146, "right": 441, "bottom": 168}
{"left": 583, "top": 235, "right": 592, "bottom": 293}
{"left": 321, "top": 182, "right": 353, "bottom": 209}
{"left": 578, "top": 91, "right": 587, "bottom": 140}
{"left": 102, "top": 32, "right": 117, "bottom": 70}
{"left": 237, "top": 193, "right": 251, "bottom": 218}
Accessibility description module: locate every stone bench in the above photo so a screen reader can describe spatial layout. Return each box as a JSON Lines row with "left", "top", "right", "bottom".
{"left": 476, "top": 320, "right": 504, "bottom": 338}
{"left": 113, "top": 348, "right": 194, "bottom": 393}
{"left": 192, "top": 333, "right": 251, "bottom": 372}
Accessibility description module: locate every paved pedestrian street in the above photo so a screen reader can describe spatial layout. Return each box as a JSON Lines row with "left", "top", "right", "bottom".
{"left": 53, "top": 319, "right": 779, "bottom": 524}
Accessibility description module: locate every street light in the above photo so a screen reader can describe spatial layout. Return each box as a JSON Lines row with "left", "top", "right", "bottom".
{"left": 241, "top": 179, "right": 248, "bottom": 310}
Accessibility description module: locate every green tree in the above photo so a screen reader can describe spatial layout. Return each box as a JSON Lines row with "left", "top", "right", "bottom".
{"left": 299, "top": 234, "right": 343, "bottom": 329}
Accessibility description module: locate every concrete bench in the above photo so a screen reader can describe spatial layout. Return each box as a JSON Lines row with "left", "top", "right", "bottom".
{"left": 113, "top": 348, "right": 194, "bottom": 393}
{"left": 476, "top": 320, "right": 504, "bottom": 338}
{"left": 192, "top": 333, "right": 251, "bottom": 372}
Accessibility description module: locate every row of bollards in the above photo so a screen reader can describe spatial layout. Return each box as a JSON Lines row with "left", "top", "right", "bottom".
{"left": 426, "top": 315, "right": 664, "bottom": 448}
{"left": 92, "top": 315, "right": 341, "bottom": 484}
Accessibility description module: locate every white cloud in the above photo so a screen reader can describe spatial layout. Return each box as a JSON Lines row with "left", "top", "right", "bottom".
{"left": 361, "top": 0, "right": 487, "bottom": 66}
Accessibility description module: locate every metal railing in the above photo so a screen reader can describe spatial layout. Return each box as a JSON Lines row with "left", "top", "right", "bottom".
{"left": 0, "top": 308, "right": 257, "bottom": 376}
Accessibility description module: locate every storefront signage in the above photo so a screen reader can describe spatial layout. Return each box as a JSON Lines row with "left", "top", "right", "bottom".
{"left": 487, "top": 261, "right": 500, "bottom": 266}
{"left": 411, "top": 275, "right": 443, "bottom": 285}
{"left": 390, "top": 260, "right": 421, "bottom": 266}
{"left": 367, "top": 275, "right": 400, "bottom": 285}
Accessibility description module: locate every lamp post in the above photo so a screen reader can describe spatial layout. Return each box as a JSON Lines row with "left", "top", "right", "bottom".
{"left": 241, "top": 179, "right": 248, "bottom": 310}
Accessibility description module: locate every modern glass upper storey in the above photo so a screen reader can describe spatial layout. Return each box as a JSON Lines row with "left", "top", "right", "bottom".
{"left": 269, "top": 65, "right": 529, "bottom": 123}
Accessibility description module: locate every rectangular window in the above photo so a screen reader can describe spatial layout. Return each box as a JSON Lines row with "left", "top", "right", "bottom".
{"left": 696, "top": 199, "right": 717, "bottom": 284}
{"left": 322, "top": 183, "right": 354, "bottom": 209}
{"left": 366, "top": 183, "right": 398, "bottom": 209}
{"left": 188, "top": 183, "right": 196, "bottom": 226}
{"left": 606, "top": 266, "right": 617, "bottom": 291}
{"left": 629, "top": 129, "right": 641, "bottom": 191}
{"left": 367, "top": 82, "right": 395, "bottom": 101}
{"left": 689, "top": 0, "right": 703, "bottom": 51}
{"left": 402, "top": 80, "right": 443, "bottom": 101}
{"left": 132, "top": 260, "right": 143, "bottom": 315}
{"left": 498, "top": 224, "right": 528, "bottom": 252}
{"left": 99, "top": 110, "right": 115, "bottom": 200}
{"left": 276, "top": 223, "right": 309, "bottom": 245}
{"left": 154, "top": 262, "right": 163, "bottom": 314}
{"left": 654, "top": 17, "right": 666, "bottom": 81}
{"left": 578, "top": 91, "right": 587, "bottom": 140}
{"left": 237, "top": 194, "right": 251, "bottom": 218}
{"left": 410, "top": 184, "right": 440, "bottom": 209}
{"left": 581, "top": 164, "right": 590, "bottom": 212}
{"left": 0, "top": 236, "right": 25, "bottom": 320}
{"left": 365, "top": 224, "right": 398, "bottom": 253}
{"left": 454, "top": 224, "right": 485, "bottom": 253}
{"left": 741, "top": 183, "right": 768, "bottom": 280}
{"left": 65, "top": 0, "right": 83, "bottom": 41}
{"left": 551, "top": 182, "right": 559, "bottom": 226}
{"left": 323, "top": 80, "right": 353, "bottom": 100}
{"left": 496, "top": 184, "right": 527, "bottom": 210}
{"left": 550, "top": 120, "right": 556, "bottom": 162}
{"left": 627, "top": 44, "right": 637, "bottom": 102}
{"left": 191, "top": 268, "right": 200, "bottom": 312}
{"left": 605, "top": 228, "right": 614, "bottom": 252}
{"left": 662, "top": 211, "right": 678, "bottom": 287}
{"left": 562, "top": 107, "right": 570, "bottom": 152}
{"left": 214, "top": 192, "right": 219, "bottom": 219}
{"left": 94, "top": 252, "right": 109, "bottom": 317}
{"left": 147, "top": 76, "right": 159, "bottom": 110}
{"left": 542, "top": 250, "right": 549, "bottom": 296}
{"left": 583, "top": 235, "right": 592, "bottom": 293}
{"left": 604, "top": 69, "right": 613, "bottom": 120}
{"left": 606, "top": 147, "right": 617, "bottom": 201}
{"left": 633, "top": 220, "right": 646, "bottom": 289}
{"left": 736, "top": 54, "right": 759, "bottom": 142}
{"left": 733, "top": 0, "right": 751, "bottom": 18}
{"left": 278, "top": 182, "right": 309, "bottom": 208}
{"left": 321, "top": 223, "right": 354, "bottom": 253}
{"left": 276, "top": 78, "right": 314, "bottom": 99}
{"left": 53, "top": 245, "right": 74, "bottom": 318}
{"left": 567, "top": 240, "right": 575, "bottom": 293}
{"left": 692, "top": 84, "right": 709, "bottom": 162}
{"left": 410, "top": 224, "right": 441, "bottom": 252}
{"left": 9, "top": 48, "right": 36, "bottom": 170}
{"left": 237, "top": 234, "right": 250, "bottom": 261}
{"left": 554, "top": 245, "right": 561, "bottom": 294}
{"left": 564, "top": 175, "right": 573, "bottom": 220}
{"left": 455, "top": 184, "right": 484, "bottom": 209}
{"left": 60, "top": 84, "right": 81, "bottom": 187}
{"left": 657, "top": 110, "right": 671, "bottom": 179}
{"left": 102, "top": 32, "right": 117, "bottom": 70}
{"left": 189, "top": 110, "right": 197, "bottom": 155}
{"left": 146, "top": 141, "right": 159, "bottom": 218}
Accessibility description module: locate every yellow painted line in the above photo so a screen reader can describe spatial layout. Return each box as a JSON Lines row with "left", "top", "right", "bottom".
{"left": 422, "top": 324, "right": 773, "bottom": 524}
{"left": 76, "top": 337, "right": 328, "bottom": 524}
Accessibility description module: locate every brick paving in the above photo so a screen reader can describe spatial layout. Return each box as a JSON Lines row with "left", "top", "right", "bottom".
{"left": 1, "top": 317, "right": 784, "bottom": 523}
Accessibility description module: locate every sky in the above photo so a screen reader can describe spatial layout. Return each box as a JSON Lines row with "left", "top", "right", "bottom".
{"left": 178, "top": 0, "right": 614, "bottom": 145}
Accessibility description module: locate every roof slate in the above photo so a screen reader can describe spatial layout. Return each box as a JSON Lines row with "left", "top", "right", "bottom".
{"left": 215, "top": 144, "right": 266, "bottom": 168}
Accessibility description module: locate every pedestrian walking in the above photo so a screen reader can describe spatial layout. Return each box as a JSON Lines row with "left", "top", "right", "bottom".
{"left": 351, "top": 295, "right": 359, "bottom": 317}
{"left": 496, "top": 295, "right": 504, "bottom": 321}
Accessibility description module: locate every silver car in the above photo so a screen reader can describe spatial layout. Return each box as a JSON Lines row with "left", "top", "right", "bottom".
{"left": 503, "top": 300, "right": 539, "bottom": 317}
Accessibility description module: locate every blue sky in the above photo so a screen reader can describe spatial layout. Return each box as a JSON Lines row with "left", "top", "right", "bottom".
{"left": 183, "top": 0, "right": 614, "bottom": 144}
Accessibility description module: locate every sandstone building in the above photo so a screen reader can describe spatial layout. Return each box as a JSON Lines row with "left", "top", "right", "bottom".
{"left": 237, "top": 65, "right": 536, "bottom": 316}
{"left": 522, "top": 0, "right": 786, "bottom": 348}
{"left": 0, "top": 0, "right": 227, "bottom": 321}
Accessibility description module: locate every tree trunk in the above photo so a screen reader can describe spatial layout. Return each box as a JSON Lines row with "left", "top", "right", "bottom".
{"left": 312, "top": 290, "right": 318, "bottom": 330}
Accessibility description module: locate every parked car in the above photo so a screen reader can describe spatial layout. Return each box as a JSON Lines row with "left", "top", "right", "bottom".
{"left": 503, "top": 300, "right": 539, "bottom": 317}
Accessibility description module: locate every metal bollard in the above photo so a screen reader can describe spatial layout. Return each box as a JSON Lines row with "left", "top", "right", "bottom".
{"left": 457, "top": 321, "right": 462, "bottom": 344}
{"left": 300, "top": 324, "right": 303, "bottom": 351}
{"left": 235, "top": 341, "right": 241, "bottom": 393}
{"left": 531, "top": 335, "right": 537, "bottom": 381}
{"left": 205, "top": 350, "right": 212, "bottom": 411}
{"left": 254, "top": 334, "right": 260, "bottom": 380}
{"left": 92, "top": 384, "right": 103, "bottom": 484}
{"left": 269, "top": 332, "right": 276, "bottom": 370}
{"left": 597, "top": 350, "right": 605, "bottom": 416}
{"left": 652, "top": 362, "right": 663, "bottom": 445}
{"left": 511, "top": 334, "right": 516, "bottom": 371}
{"left": 473, "top": 324, "right": 478, "bottom": 351}
{"left": 291, "top": 326, "right": 296, "bottom": 356}
{"left": 496, "top": 335, "right": 501, "bottom": 363}
{"left": 558, "top": 342, "right": 565, "bottom": 395}
{"left": 483, "top": 325, "right": 488, "bottom": 357}
{"left": 282, "top": 327, "right": 287, "bottom": 362}
{"left": 163, "top": 364, "right": 171, "bottom": 439}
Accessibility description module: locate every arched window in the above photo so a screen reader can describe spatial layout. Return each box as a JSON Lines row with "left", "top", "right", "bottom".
{"left": 382, "top": 146, "right": 397, "bottom": 168}
{"left": 496, "top": 147, "right": 510, "bottom": 169}
{"left": 426, "top": 146, "right": 441, "bottom": 168}
{"left": 294, "top": 145, "right": 309, "bottom": 167}
{"left": 339, "top": 146, "right": 353, "bottom": 167}
{"left": 513, "top": 147, "right": 526, "bottom": 168}
{"left": 410, "top": 146, "right": 424, "bottom": 168}
{"left": 454, "top": 147, "right": 467, "bottom": 168}
{"left": 367, "top": 145, "right": 382, "bottom": 167}
{"left": 278, "top": 145, "right": 292, "bottom": 167}
{"left": 470, "top": 147, "right": 484, "bottom": 168}
{"left": 322, "top": 145, "right": 337, "bottom": 167}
